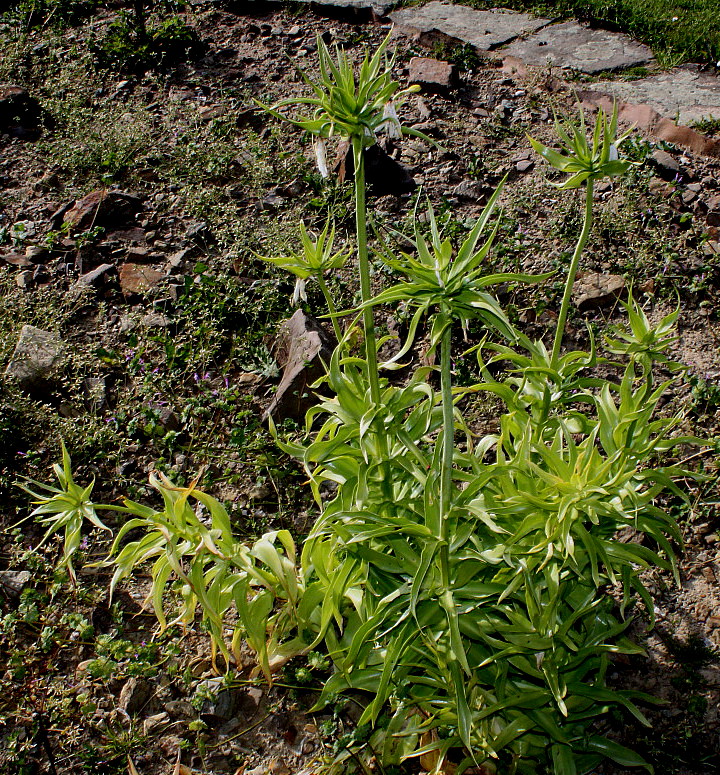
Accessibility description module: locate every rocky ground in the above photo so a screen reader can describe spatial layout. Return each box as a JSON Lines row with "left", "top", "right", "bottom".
{"left": 1, "top": 2, "right": 719, "bottom": 774}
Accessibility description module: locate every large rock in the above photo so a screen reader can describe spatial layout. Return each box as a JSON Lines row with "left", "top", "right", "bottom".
{"left": 263, "top": 310, "right": 335, "bottom": 422}
{"left": 502, "top": 21, "right": 654, "bottom": 74}
{"left": 0, "top": 85, "right": 45, "bottom": 138}
{"left": 408, "top": 56, "right": 456, "bottom": 93}
{"left": 577, "top": 90, "right": 720, "bottom": 159}
{"left": 390, "top": 2, "right": 550, "bottom": 52}
{"left": 590, "top": 66, "right": 720, "bottom": 127}
{"left": 57, "top": 190, "right": 143, "bottom": 233}
{"left": 4, "top": 325, "right": 64, "bottom": 395}
{"left": 336, "top": 142, "right": 416, "bottom": 195}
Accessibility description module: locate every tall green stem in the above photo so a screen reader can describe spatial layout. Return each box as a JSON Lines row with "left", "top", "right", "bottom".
{"left": 551, "top": 180, "right": 594, "bottom": 367}
{"left": 439, "top": 316, "right": 454, "bottom": 585}
{"left": 352, "top": 136, "right": 381, "bottom": 406}
{"left": 317, "top": 276, "right": 343, "bottom": 343}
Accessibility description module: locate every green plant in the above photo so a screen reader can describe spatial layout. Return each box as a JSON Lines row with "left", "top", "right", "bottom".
{"left": 256, "top": 219, "right": 350, "bottom": 339}
{"left": 23, "top": 40, "right": 704, "bottom": 775}
{"left": 95, "top": 5, "right": 203, "bottom": 72}
{"left": 528, "top": 104, "right": 634, "bottom": 364}
{"left": 18, "top": 442, "right": 110, "bottom": 583}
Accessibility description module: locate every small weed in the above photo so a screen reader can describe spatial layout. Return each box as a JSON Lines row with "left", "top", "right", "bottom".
{"left": 690, "top": 116, "right": 720, "bottom": 136}
{"left": 430, "top": 40, "right": 484, "bottom": 72}
{"left": 689, "top": 374, "right": 720, "bottom": 414}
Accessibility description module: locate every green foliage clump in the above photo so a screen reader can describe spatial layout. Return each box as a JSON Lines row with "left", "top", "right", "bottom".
{"left": 21, "top": 36, "right": 706, "bottom": 775}
{"left": 95, "top": 6, "right": 204, "bottom": 73}
{"left": 2, "top": 0, "right": 97, "bottom": 29}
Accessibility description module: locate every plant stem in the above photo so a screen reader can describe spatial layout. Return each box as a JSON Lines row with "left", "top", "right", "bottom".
{"left": 352, "top": 136, "right": 381, "bottom": 406}
{"left": 551, "top": 180, "right": 594, "bottom": 367}
{"left": 439, "top": 315, "right": 453, "bottom": 582}
{"left": 317, "top": 276, "right": 343, "bottom": 343}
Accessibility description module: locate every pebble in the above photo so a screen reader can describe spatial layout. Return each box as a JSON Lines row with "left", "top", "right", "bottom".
{"left": 143, "top": 712, "right": 171, "bottom": 736}
{"left": 16, "top": 270, "right": 34, "bottom": 289}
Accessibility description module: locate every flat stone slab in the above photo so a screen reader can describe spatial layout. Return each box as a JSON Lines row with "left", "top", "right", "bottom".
{"left": 390, "top": 1, "right": 550, "bottom": 52}
{"left": 503, "top": 21, "right": 653, "bottom": 74}
{"left": 257, "top": 0, "right": 394, "bottom": 15}
{"left": 591, "top": 67, "right": 720, "bottom": 126}
{"left": 4, "top": 325, "right": 64, "bottom": 394}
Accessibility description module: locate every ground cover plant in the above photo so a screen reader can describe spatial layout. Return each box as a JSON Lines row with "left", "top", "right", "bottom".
{"left": 16, "top": 33, "right": 712, "bottom": 775}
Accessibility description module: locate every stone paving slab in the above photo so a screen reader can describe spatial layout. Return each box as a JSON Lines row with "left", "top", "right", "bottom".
{"left": 502, "top": 20, "right": 654, "bottom": 74}
{"left": 390, "top": 1, "right": 550, "bottom": 52}
{"left": 249, "top": 0, "right": 394, "bottom": 16}
{"left": 590, "top": 67, "right": 720, "bottom": 126}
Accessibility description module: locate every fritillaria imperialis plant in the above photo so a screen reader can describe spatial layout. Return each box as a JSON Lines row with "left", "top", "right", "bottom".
{"left": 23, "top": 38, "right": 701, "bottom": 775}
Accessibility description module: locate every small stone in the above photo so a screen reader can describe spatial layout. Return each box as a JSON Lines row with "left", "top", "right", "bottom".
{"left": 706, "top": 194, "right": 720, "bottom": 226}
{"left": 0, "top": 570, "right": 31, "bottom": 598}
{"left": 268, "top": 761, "right": 291, "bottom": 775}
{"left": 572, "top": 272, "right": 626, "bottom": 310}
{"left": 408, "top": 56, "right": 455, "bottom": 93}
{"left": 199, "top": 104, "right": 226, "bottom": 122}
{"left": 1, "top": 251, "right": 32, "bottom": 267}
{"left": 140, "top": 312, "right": 171, "bottom": 328}
{"left": 247, "top": 484, "right": 270, "bottom": 500}
{"left": 74, "top": 263, "right": 116, "bottom": 290}
{"left": 118, "top": 263, "right": 165, "bottom": 296}
{"left": 16, "top": 270, "right": 34, "bottom": 289}
{"left": 515, "top": 159, "right": 534, "bottom": 173}
{"left": 167, "top": 249, "right": 190, "bottom": 271}
{"left": 196, "top": 678, "right": 242, "bottom": 721}
{"left": 452, "top": 179, "right": 489, "bottom": 201}
{"left": 4, "top": 325, "right": 64, "bottom": 394}
{"left": 651, "top": 149, "right": 681, "bottom": 179}
{"left": 119, "top": 677, "right": 153, "bottom": 715}
{"left": 126, "top": 246, "right": 149, "bottom": 261}
{"left": 164, "top": 700, "right": 195, "bottom": 718}
{"left": 143, "top": 712, "right": 170, "bottom": 736}
{"left": 157, "top": 407, "right": 181, "bottom": 432}
{"left": 25, "top": 245, "right": 48, "bottom": 263}
{"left": 681, "top": 189, "right": 698, "bottom": 205}
{"left": 185, "top": 221, "right": 208, "bottom": 239}
{"left": 159, "top": 736, "right": 183, "bottom": 758}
